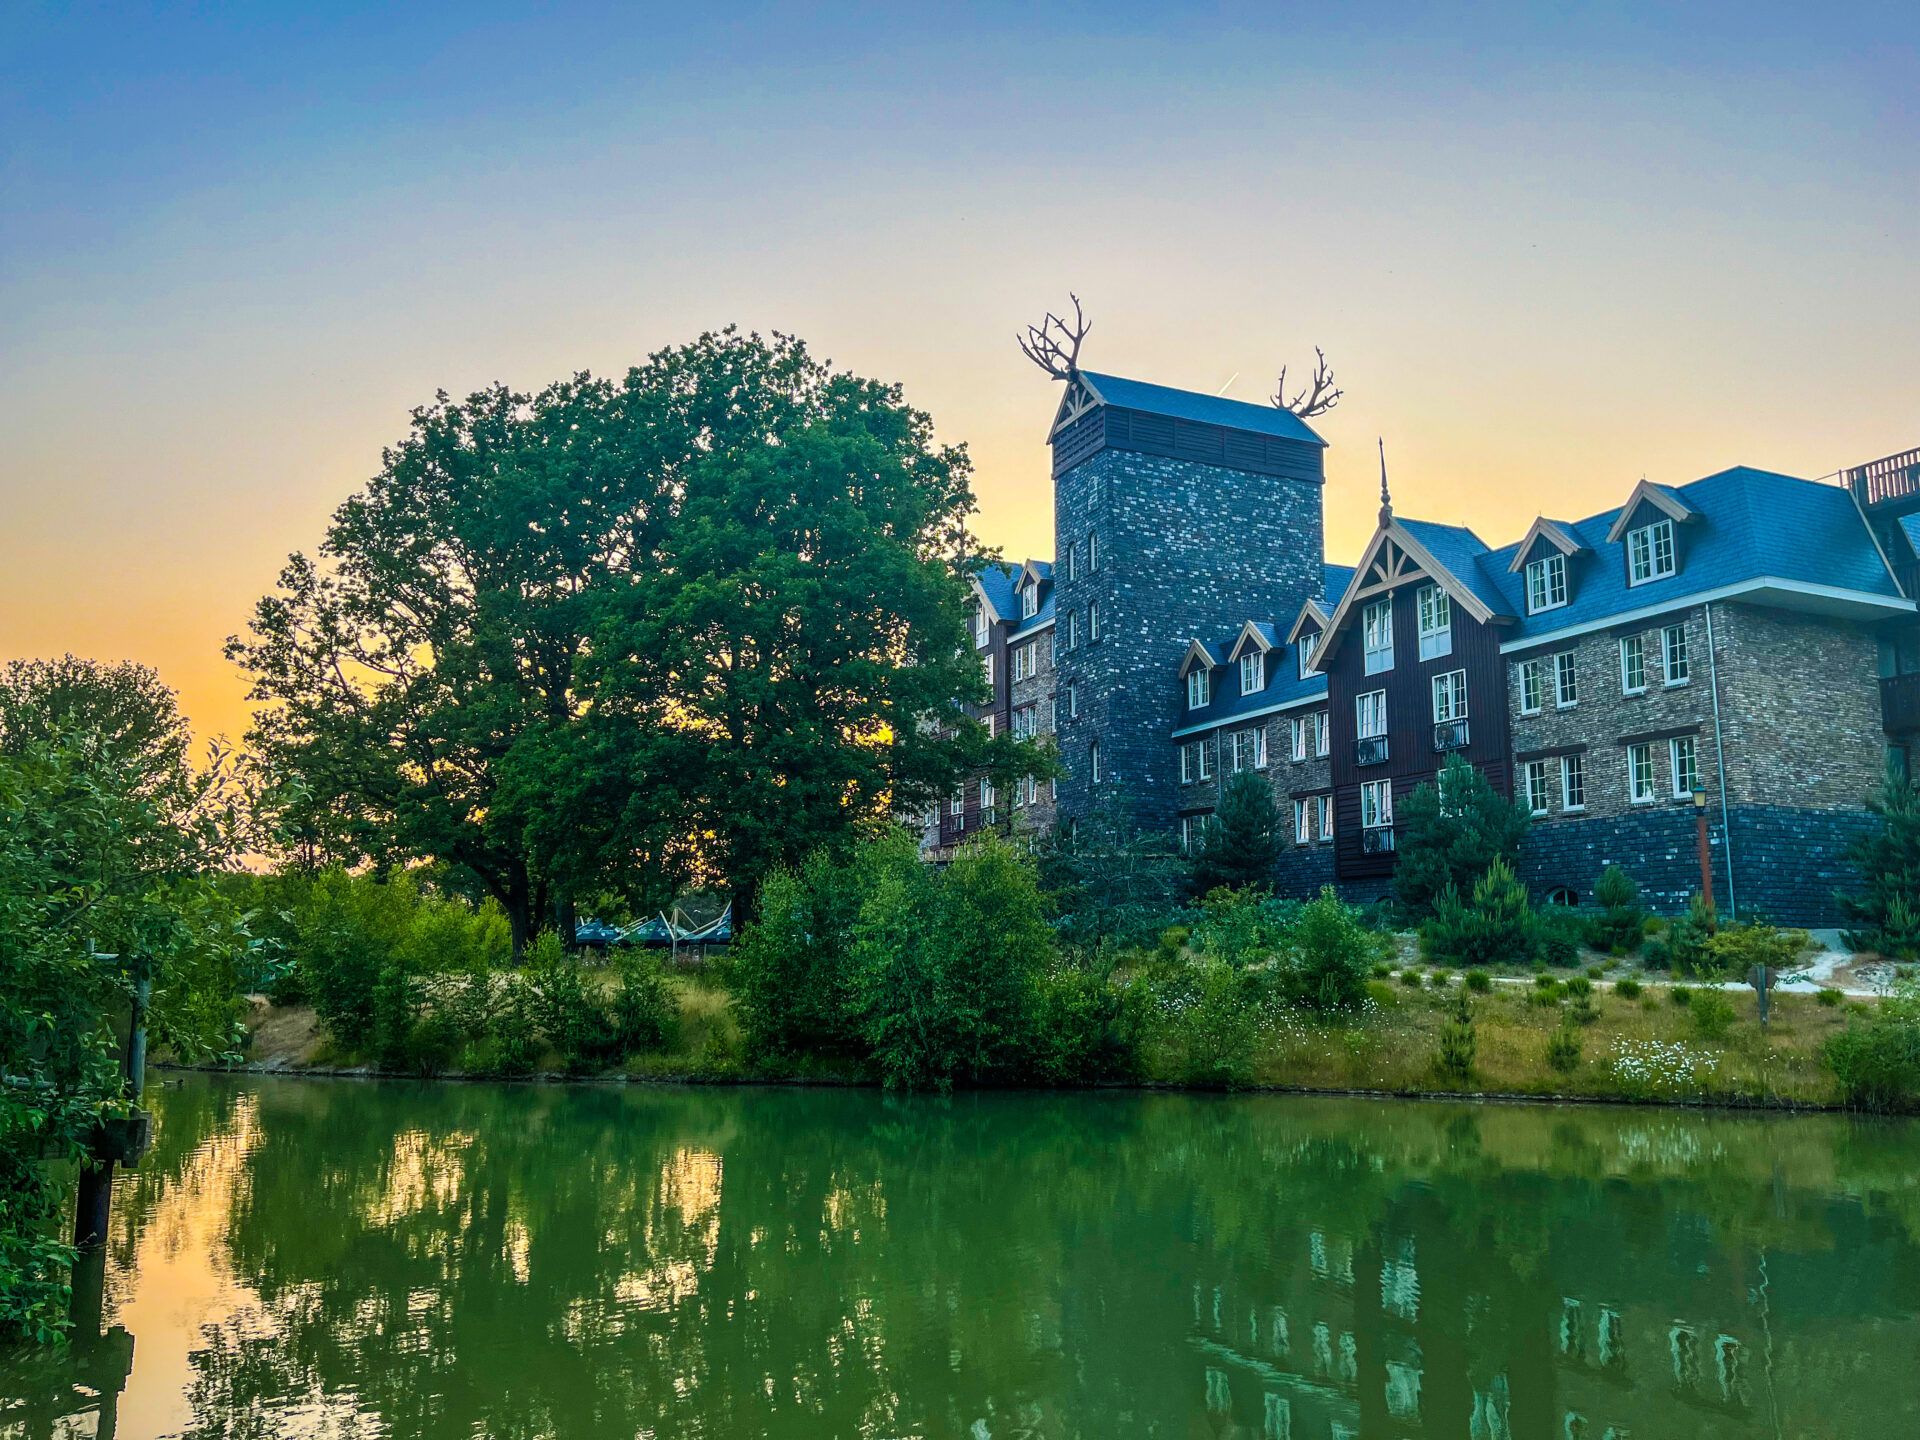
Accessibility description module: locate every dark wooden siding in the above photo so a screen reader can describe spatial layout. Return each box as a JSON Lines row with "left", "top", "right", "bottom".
{"left": 1327, "top": 582, "right": 1512, "bottom": 880}
{"left": 1051, "top": 404, "right": 1325, "bottom": 482}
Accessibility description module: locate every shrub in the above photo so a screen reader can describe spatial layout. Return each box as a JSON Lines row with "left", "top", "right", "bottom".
{"left": 729, "top": 847, "right": 871, "bottom": 1060}
{"left": 1158, "top": 926, "right": 1192, "bottom": 962}
{"left": 1546, "top": 1022, "right": 1583, "bottom": 1072}
{"left": 1529, "top": 984, "right": 1562, "bottom": 1008}
{"left": 1465, "top": 969, "right": 1492, "bottom": 992}
{"left": 1585, "top": 865, "right": 1647, "bottom": 954}
{"left": 1536, "top": 906, "right": 1583, "bottom": 968}
{"left": 1283, "top": 887, "right": 1375, "bottom": 1014}
{"left": 1031, "top": 957, "right": 1141, "bottom": 1084}
{"left": 1817, "top": 988, "right": 1843, "bottom": 1007}
{"left": 1615, "top": 977, "right": 1643, "bottom": 999}
{"left": 1567, "top": 994, "right": 1599, "bottom": 1026}
{"left": 1671, "top": 986, "right": 1694, "bottom": 1006}
{"left": 1372, "top": 962, "right": 1393, "bottom": 979}
{"left": 1365, "top": 979, "right": 1399, "bottom": 1009}
{"left": 1821, "top": 1017, "right": 1920, "bottom": 1110}
{"left": 1163, "top": 957, "right": 1261, "bottom": 1087}
{"left": 1586, "top": 966, "right": 1604, "bottom": 980}
{"left": 1400, "top": 968, "right": 1424, "bottom": 987}
{"left": 1564, "top": 976, "right": 1593, "bottom": 998}
{"left": 1705, "top": 921, "right": 1809, "bottom": 984}
{"left": 1392, "top": 754, "right": 1532, "bottom": 919}
{"left": 1665, "top": 894, "right": 1722, "bottom": 977}
{"left": 612, "top": 949, "right": 680, "bottom": 1054}
{"left": 1690, "top": 991, "right": 1736, "bottom": 1040}
{"left": 1434, "top": 989, "right": 1476, "bottom": 1081}
{"left": 1431, "top": 969, "right": 1453, "bottom": 987}
{"left": 1421, "top": 858, "right": 1538, "bottom": 969}
{"left": 1839, "top": 766, "right": 1920, "bottom": 959}
{"left": 1534, "top": 973, "right": 1558, "bottom": 990}
{"left": 1640, "top": 995, "right": 1659, "bottom": 1011}
{"left": 1190, "top": 770, "right": 1282, "bottom": 896}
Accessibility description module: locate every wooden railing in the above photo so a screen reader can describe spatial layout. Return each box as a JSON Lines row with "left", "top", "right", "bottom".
{"left": 1882, "top": 673, "right": 1920, "bottom": 734}
{"left": 1847, "top": 447, "right": 1920, "bottom": 511}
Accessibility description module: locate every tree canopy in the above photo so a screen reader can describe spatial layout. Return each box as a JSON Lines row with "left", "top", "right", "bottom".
{"left": 1191, "top": 771, "right": 1282, "bottom": 896}
{"left": 1392, "top": 754, "right": 1531, "bottom": 919}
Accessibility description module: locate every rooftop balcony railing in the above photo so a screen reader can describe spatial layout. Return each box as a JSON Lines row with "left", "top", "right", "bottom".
{"left": 1847, "top": 446, "right": 1920, "bottom": 513}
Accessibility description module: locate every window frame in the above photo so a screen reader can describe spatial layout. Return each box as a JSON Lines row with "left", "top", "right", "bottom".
{"left": 1355, "top": 689, "right": 1388, "bottom": 739}
{"left": 1554, "top": 652, "right": 1579, "bottom": 708}
{"left": 1620, "top": 634, "right": 1646, "bottom": 695}
{"left": 1298, "top": 631, "right": 1318, "bottom": 679}
{"left": 1180, "top": 743, "right": 1195, "bottom": 784}
{"left": 1526, "top": 552, "right": 1568, "bottom": 614}
{"left": 1670, "top": 735, "right": 1699, "bottom": 798}
{"left": 1090, "top": 739, "right": 1102, "bottom": 785}
{"left": 1252, "top": 726, "right": 1268, "bottom": 769}
{"left": 1291, "top": 716, "right": 1308, "bottom": 762}
{"left": 1662, "top": 623, "right": 1690, "bottom": 685}
{"left": 1088, "top": 531, "right": 1100, "bottom": 571}
{"left": 1561, "top": 753, "right": 1586, "bottom": 811}
{"left": 1089, "top": 600, "right": 1101, "bottom": 641}
{"left": 1524, "top": 759, "right": 1551, "bottom": 816}
{"left": 1316, "top": 793, "right": 1333, "bottom": 839}
{"left": 1240, "top": 650, "right": 1265, "bottom": 695}
{"left": 1021, "top": 584, "right": 1038, "bottom": 620}
{"left": 1187, "top": 667, "right": 1211, "bottom": 710}
{"left": 1362, "top": 597, "right": 1395, "bottom": 674}
{"left": 1629, "top": 741, "right": 1657, "bottom": 804}
{"left": 1519, "top": 658, "right": 1543, "bottom": 715}
{"left": 1417, "top": 585, "right": 1453, "bottom": 660}
{"left": 1293, "top": 799, "right": 1310, "bottom": 844}
{"left": 1431, "top": 669, "right": 1469, "bottom": 723}
{"left": 1627, "top": 517, "right": 1677, "bottom": 585}
{"left": 1360, "top": 779, "right": 1394, "bottom": 829}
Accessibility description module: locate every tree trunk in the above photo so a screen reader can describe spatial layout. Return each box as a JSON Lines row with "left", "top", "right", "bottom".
{"left": 731, "top": 876, "right": 758, "bottom": 937}
{"left": 555, "top": 894, "right": 577, "bottom": 950}
{"left": 507, "top": 861, "right": 531, "bottom": 960}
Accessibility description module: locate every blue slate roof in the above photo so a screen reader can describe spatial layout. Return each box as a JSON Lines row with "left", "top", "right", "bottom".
{"left": 1009, "top": 563, "right": 1056, "bottom": 639}
{"left": 1472, "top": 467, "right": 1904, "bottom": 640}
{"left": 1171, "top": 564, "right": 1353, "bottom": 736}
{"left": 1079, "top": 371, "right": 1326, "bottom": 447}
{"left": 974, "top": 562, "right": 1020, "bottom": 623}
{"left": 1394, "top": 519, "right": 1513, "bottom": 618}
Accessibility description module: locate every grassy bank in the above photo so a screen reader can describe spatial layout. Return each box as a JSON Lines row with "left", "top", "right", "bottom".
{"left": 220, "top": 967, "right": 1880, "bottom": 1109}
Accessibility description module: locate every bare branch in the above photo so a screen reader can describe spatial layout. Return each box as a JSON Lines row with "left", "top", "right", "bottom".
{"left": 1272, "top": 346, "right": 1343, "bottom": 418}
{"left": 1017, "top": 294, "right": 1091, "bottom": 381}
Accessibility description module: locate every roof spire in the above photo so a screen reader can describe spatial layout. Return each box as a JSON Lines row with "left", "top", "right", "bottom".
{"left": 1377, "top": 438, "right": 1393, "bottom": 526}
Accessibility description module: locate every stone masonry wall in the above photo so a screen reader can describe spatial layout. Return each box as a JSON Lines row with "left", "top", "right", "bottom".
{"left": 1007, "top": 620, "right": 1058, "bottom": 836}
{"left": 1051, "top": 448, "right": 1324, "bottom": 836}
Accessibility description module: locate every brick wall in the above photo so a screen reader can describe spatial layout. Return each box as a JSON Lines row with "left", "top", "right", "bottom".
{"left": 1008, "top": 620, "right": 1059, "bottom": 833}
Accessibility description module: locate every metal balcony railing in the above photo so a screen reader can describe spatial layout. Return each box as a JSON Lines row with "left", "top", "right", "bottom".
{"left": 1847, "top": 446, "right": 1920, "bottom": 512}
{"left": 1361, "top": 827, "right": 1397, "bottom": 855}
{"left": 1355, "top": 735, "right": 1390, "bottom": 766}
{"left": 1432, "top": 719, "right": 1470, "bottom": 752}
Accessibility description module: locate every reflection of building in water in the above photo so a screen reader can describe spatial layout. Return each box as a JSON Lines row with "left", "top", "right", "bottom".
{"left": 1161, "top": 1187, "right": 1919, "bottom": 1440}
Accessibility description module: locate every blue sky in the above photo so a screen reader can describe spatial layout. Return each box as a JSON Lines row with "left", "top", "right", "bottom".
{"left": 3, "top": 3, "right": 1916, "bottom": 735}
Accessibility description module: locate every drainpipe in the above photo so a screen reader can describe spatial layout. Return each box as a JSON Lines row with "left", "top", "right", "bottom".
{"left": 1705, "top": 601, "right": 1737, "bottom": 920}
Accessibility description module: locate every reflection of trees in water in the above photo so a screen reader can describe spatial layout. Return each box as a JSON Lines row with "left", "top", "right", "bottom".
{"left": 133, "top": 1080, "right": 1920, "bottom": 1440}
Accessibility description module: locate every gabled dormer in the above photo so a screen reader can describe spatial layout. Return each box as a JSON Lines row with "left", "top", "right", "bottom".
{"left": 1604, "top": 480, "right": 1699, "bottom": 589}
{"left": 1287, "top": 597, "right": 1330, "bottom": 680}
{"left": 1309, "top": 516, "right": 1512, "bottom": 675}
{"left": 1225, "top": 621, "right": 1277, "bottom": 696}
{"left": 1508, "top": 517, "right": 1589, "bottom": 616}
{"left": 1178, "top": 639, "right": 1219, "bottom": 711}
{"left": 1013, "top": 559, "right": 1051, "bottom": 622}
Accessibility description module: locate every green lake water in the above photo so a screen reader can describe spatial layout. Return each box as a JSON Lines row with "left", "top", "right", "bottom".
{"left": 5, "top": 1076, "right": 1919, "bottom": 1439}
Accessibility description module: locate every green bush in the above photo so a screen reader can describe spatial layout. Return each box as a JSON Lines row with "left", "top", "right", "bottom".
{"left": 1190, "top": 770, "right": 1282, "bottom": 896}
{"left": 1821, "top": 1018, "right": 1920, "bottom": 1110}
{"left": 1615, "top": 977, "right": 1643, "bottom": 999}
{"left": 612, "top": 949, "right": 680, "bottom": 1054}
{"left": 1585, "top": 865, "right": 1647, "bottom": 954}
{"left": 1392, "top": 754, "right": 1532, "bottom": 919}
{"left": 1690, "top": 991, "right": 1736, "bottom": 1040}
{"left": 1663, "top": 894, "right": 1722, "bottom": 977}
{"left": 1421, "top": 858, "right": 1538, "bottom": 969}
{"left": 1534, "top": 973, "right": 1558, "bottom": 990}
{"left": 1282, "top": 887, "right": 1376, "bottom": 1014}
{"left": 1671, "top": 985, "right": 1694, "bottom": 1006}
{"left": 1705, "top": 921, "right": 1808, "bottom": 984}
{"left": 728, "top": 847, "right": 870, "bottom": 1061}
{"left": 1567, "top": 995, "right": 1599, "bottom": 1026}
{"left": 1372, "top": 962, "right": 1393, "bottom": 978}
{"left": 1400, "top": 968, "right": 1424, "bottom": 987}
{"left": 1434, "top": 989, "right": 1476, "bottom": 1082}
{"left": 1537, "top": 906, "right": 1583, "bottom": 968}
{"left": 1031, "top": 958, "right": 1142, "bottom": 1084}
{"left": 1564, "top": 976, "right": 1593, "bottom": 998}
{"left": 1817, "top": 988, "right": 1843, "bottom": 1007}
{"left": 1586, "top": 966, "right": 1604, "bottom": 980}
{"left": 1365, "top": 979, "right": 1399, "bottom": 1009}
{"left": 1838, "top": 767, "right": 1920, "bottom": 959}
{"left": 1546, "top": 1022, "right": 1583, "bottom": 1072}
{"left": 1465, "top": 969, "right": 1492, "bottom": 992}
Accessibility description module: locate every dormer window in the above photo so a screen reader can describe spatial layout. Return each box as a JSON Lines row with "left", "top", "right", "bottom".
{"left": 1526, "top": 553, "right": 1568, "bottom": 613}
{"left": 1021, "top": 583, "right": 1038, "bottom": 620}
{"left": 1363, "top": 598, "right": 1394, "bottom": 675}
{"left": 1187, "top": 667, "right": 1211, "bottom": 710}
{"left": 1298, "top": 631, "right": 1319, "bottom": 679}
{"left": 1240, "top": 651, "right": 1265, "bottom": 695}
{"left": 1627, "top": 518, "right": 1675, "bottom": 585}
{"left": 1417, "top": 585, "right": 1452, "bottom": 660}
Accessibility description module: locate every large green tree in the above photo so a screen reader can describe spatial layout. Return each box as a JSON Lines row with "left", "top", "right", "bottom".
{"left": 1190, "top": 770, "right": 1282, "bottom": 896}
{"left": 232, "top": 329, "right": 1029, "bottom": 944}
{"left": 1392, "top": 754, "right": 1532, "bottom": 919}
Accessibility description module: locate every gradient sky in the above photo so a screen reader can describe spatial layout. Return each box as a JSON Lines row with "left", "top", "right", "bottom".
{"left": 4, "top": 3, "right": 1916, "bottom": 742}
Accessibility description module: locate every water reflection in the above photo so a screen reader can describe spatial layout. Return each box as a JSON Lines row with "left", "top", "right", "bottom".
{"left": 5, "top": 1079, "right": 1918, "bottom": 1439}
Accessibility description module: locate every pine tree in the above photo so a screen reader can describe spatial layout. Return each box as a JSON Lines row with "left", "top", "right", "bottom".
{"left": 1840, "top": 766, "right": 1920, "bottom": 958}
{"left": 1191, "top": 770, "right": 1282, "bottom": 896}
{"left": 1392, "top": 754, "right": 1531, "bottom": 919}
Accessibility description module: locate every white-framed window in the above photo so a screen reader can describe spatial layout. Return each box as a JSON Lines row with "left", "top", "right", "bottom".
{"left": 1620, "top": 634, "right": 1646, "bottom": 694}
{"left": 1628, "top": 517, "right": 1676, "bottom": 584}
{"left": 1012, "top": 706, "right": 1035, "bottom": 739}
{"left": 1363, "top": 598, "right": 1394, "bottom": 674}
{"left": 1066, "top": 545, "right": 1078, "bottom": 582}
{"left": 1090, "top": 600, "right": 1103, "bottom": 640}
{"left": 1067, "top": 610, "right": 1078, "bottom": 648}
{"left": 1417, "top": 585, "right": 1452, "bottom": 660}
{"left": 1021, "top": 583, "right": 1038, "bottom": 620}
{"left": 1180, "top": 743, "right": 1195, "bottom": 784}
{"left": 950, "top": 787, "right": 964, "bottom": 817}
{"left": 1252, "top": 726, "right": 1268, "bottom": 769}
{"left": 983, "top": 713, "right": 995, "bottom": 737}
{"left": 1316, "top": 794, "right": 1333, "bottom": 839}
{"left": 1198, "top": 736, "right": 1214, "bottom": 780}
{"left": 1291, "top": 715, "right": 1308, "bottom": 761}
{"left": 1090, "top": 739, "right": 1102, "bottom": 785}
{"left": 1315, "top": 712, "right": 1330, "bottom": 756}
{"left": 1066, "top": 684, "right": 1078, "bottom": 718}
{"left": 1293, "top": 799, "right": 1310, "bottom": 844}
{"left": 1663, "top": 623, "right": 1690, "bottom": 685}
{"left": 1554, "top": 652, "right": 1578, "bottom": 708}
{"left": 974, "top": 606, "right": 990, "bottom": 647}
{"left": 979, "top": 778, "right": 996, "bottom": 812}
{"left": 1298, "top": 631, "right": 1318, "bottom": 679}
{"left": 1524, "top": 760, "right": 1550, "bottom": 815}
{"left": 1431, "top": 669, "right": 1468, "bottom": 723}
{"left": 1356, "top": 689, "right": 1388, "bottom": 738}
{"left": 1089, "top": 531, "right": 1101, "bottom": 571}
{"left": 1240, "top": 650, "right": 1265, "bottom": 695}
{"left": 1179, "top": 815, "right": 1196, "bottom": 854}
{"left": 1629, "top": 742, "right": 1657, "bottom": 803}
{"left": 1671, "top": 735, "right": 1699, "bottom": 797}
{"left": 1526, "top": 553, "right": 1568, "bottom": 613}
{"left": 984, "top": 652, "right": 995, "bottom": 687}
{"left": 1519, "top": 658, "right": 1543, "bottom": 715}
{"left": 1360, "top": 779, "right": 1393, "bottom": 829}
{"left": 1561, "top": 753, "right": 1586, "bottom": 810}
{"left": 1230, "top": 728, "right": 1263, "bottom": 773}
{"left": 1187, "top": 667, "right": 1211, "bottom": 710}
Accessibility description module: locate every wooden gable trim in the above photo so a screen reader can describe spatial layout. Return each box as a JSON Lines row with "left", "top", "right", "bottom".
{"left": 1225, "top": 621, "right": 1275, "bottom": 663}
{"left": 1308, "top": 521, "right": 1501, "bottom": 673}
{"left": 1046, "top": 373, "right": 1105, "bottom": 441}
{"left": 1285, "top": 598, "right": 1330, "bottom": 645}
{"left": 1505, "top": 517, "right": 1587, "bottom": 572}
{"left": 1177, "top": 638, "right": 1219, "bottom": 678}
{"left": 967, "top": 573, "right": 1009, "bottom": 624}
{"left": 1603, "top": 480, "right": 1697, "bottom": 543}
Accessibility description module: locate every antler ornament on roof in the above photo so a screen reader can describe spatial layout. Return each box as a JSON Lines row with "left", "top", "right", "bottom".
{"left": 1017, "top": 295, "right": 1091, "bottom": 381}
{"left": 1273, "top": 347, "right": 1342, "bottom": 418}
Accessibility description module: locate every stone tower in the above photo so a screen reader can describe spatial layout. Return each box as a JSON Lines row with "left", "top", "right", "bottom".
{"left": 1046, "top": 371, "right": 1328, "bottom": 835}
